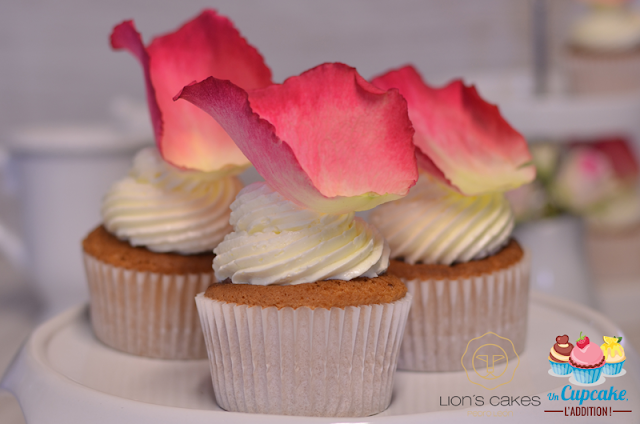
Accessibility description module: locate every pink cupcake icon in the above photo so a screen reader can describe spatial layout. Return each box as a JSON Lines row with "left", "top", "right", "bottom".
{"left": 570, "top": 332, "right": 605, "bottom": 384}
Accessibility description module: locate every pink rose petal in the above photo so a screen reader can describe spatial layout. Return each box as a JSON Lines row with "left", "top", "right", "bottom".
{"left": 111, "top": 10, "right": 272, "bottom": 172}
{"left": 176, "top": 63, "right": 418, "bottom": 213}
{"left": 372, "top": 65, "right": 535, "bottom": 195}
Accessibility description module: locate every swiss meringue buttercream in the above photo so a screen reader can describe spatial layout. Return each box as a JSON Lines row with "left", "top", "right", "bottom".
{"left": 102, "top": 147, "right": 241, "bottom": 254}
{"left": 213, "top": 182, "right": 390, "bottom": 285}
{"left": 370, "top": 175, "right": 513, "bottom": 265}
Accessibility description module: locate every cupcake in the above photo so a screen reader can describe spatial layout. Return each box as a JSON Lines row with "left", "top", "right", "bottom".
{"left": 549, "top": 334, "right": 574, "bottom": 375}
{"left": 565, "top": 0, "right": 640, "bottom": 94}
{"left": 601, "top": 336, "right": 626, "bottom": 375}
{"left": 82, "top": 10, "right": 272, "bottom": 359}
{"left": 570, "top": 332, "right": 605, "bottom": 383}
{"left": 369, "top": 66, "right": 535, "bottom": 372}
{"left": 178, "top": 63, "right": 417, "bottom": 416}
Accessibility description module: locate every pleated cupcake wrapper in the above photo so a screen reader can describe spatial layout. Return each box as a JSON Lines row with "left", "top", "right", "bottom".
{"left": 565, "top": 50, "right": 640, "bottom": 95}
{"left": 83, "top": 253, "right": 212, "bottom": 359}
{"left": 195, "top": 292, "right": 412, "bottom": 417}
{"left": 550, "top": 360, "right": 573, "bottom": 375}
{"left": 572, "top": 366, "right": 604, "bottom": 384}
{"left": 397, "top": 251, "right": 530, "bottom": 372}
{"left": 603, "top": 360, "right": 626, "bottom": 376}
{"left": 585, "top": 227, "right": 640, "bottom": 281}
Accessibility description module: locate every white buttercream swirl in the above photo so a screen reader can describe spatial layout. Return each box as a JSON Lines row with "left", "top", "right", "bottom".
{"left": 102, "top": 147, "right": 241, "bottom": 254}
{"left": 213, "top": 182, "right": 390, "bottom": 285}
{"left": 570, "top": 5, "right": 640, "bottom": 51}
{"left": 369, "top": 175, "right": 514, "bottom": 265}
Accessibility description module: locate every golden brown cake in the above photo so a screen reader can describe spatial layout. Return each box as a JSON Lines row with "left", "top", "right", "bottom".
{"left": 389, "top": 240, "right": 523, "bottom": 281}
{"left": 205, "top": 275, "right": 407, "bottom": 309}
{"left": 83, "top": 226, "right": 214, "bottom": 274}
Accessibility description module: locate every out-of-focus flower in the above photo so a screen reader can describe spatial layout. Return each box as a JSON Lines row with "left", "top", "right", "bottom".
{"left": 371, "top": 65, "right": 535, "bottom": 196}
{"left": 551, "top": 147, "right": 621, "bottom": 214}
{"left": 111, "top": 10, "right": 272, "bottom": 176}
{"left": 176, "top": 63, "right": 418, "bottom": 214}
{"left": 584, "top": 137, "right": 639, "bottom": 182}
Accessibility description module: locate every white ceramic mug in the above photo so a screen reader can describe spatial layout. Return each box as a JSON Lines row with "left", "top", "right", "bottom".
{"left": 0, "top": 124, "right": 151, "bottom": 318}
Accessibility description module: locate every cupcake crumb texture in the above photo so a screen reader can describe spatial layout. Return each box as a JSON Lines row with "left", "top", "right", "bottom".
{"left": 205, "top": 275, "right": 407, "bottom": 309}
{"left": 388, "top": 239, "right": 523, "bottom": 281}
{"left": 83, "top": 225, "right": 214, "bottom": 274}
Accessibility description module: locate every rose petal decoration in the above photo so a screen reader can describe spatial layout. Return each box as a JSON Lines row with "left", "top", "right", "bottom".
{"left": 372, "top": 65, "right": 535, "bottom": 195}
{"left": 176, "top": 63, "right": 418, "bottom": 214}
{"left": 111, "top": 10, "right": 272, "bottom": 173}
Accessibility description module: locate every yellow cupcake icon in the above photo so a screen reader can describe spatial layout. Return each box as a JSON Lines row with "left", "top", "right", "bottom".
{"left": 601, "top": 336, "right": 626, "bottom": 376}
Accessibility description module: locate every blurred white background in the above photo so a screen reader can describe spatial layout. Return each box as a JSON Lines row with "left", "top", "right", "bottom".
{"left": 1, "top": 1, "right": 639, "bottom": 422}
{"left": 0, "top": 0, "right": 575, "bottom": 130}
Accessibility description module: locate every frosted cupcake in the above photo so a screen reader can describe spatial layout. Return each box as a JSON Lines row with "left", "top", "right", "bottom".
{"left": 601, "top": 336, "right": 626, "bottom": 375}
{"left": 566, "top": 0, "right": 640, "bottom": 94}
{"left": 570, "top": 332, "right": 605, "bottom": 383}
{"left": 370, "top": 66, "right": 535, "bottom": 372}
{"left": 82, "top": 10, "right": 272, "bottom": 359}
{"left": 178, "top": 63, "right": 417, "bottom": 416}
{"left": 549, "top": 335, "right": 574, "bottom": 375}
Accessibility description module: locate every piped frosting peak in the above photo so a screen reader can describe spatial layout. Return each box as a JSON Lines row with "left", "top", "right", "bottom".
{"left": 213, "top": 182, "right": 389, "bottom": 285}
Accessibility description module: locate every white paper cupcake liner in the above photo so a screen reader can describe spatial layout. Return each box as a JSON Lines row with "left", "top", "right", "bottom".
{"left": 572, "top": 366, "right": 604, "bottom": 384}
{"left": 397, "top": 251, "right": 530, "bottom": 372}
{"left": 195, "top": 292, "right": 412, "bottom": 417}
{"left": 603, "top": 360, "right": 626, "bottom": 376}
{"left": 83, "top": 253, "right": 213, "bottom": 359}
{"left": 586, "top": 226, "right": 640, "bottom": 282}
{"left": 565, "top": 49, "right": 640, "bottom": 95}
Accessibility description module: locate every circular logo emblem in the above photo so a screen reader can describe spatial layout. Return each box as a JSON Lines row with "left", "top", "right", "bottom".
{"left": 462, "top": 332, "right": 519, "bottom": 390}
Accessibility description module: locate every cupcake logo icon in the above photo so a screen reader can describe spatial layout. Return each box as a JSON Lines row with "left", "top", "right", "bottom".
{"left": 547, "top": 332, "right": 627, "bottom": 385}
{"left": 462, "top": 332, "right": 520, "bottom": 390}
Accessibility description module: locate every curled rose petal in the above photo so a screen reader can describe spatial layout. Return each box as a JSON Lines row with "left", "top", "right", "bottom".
{"left": 372, "top": 65, "right": 535, "bottom": 195}
{"left": 176, "top": 63, "right": 418, "bottom": 214}
{"left": 111, "top": 10, "right": 272, "bottom": 173}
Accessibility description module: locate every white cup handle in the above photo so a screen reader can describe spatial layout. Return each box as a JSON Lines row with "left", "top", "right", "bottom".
{"left": 0, "top": 146, "right": 26, "bottom": 269}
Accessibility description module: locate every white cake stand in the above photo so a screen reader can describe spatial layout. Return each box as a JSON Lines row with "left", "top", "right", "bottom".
{"left": 2, "top": 291, "right": 639, "bottom": 423}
